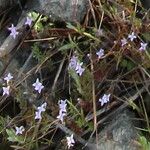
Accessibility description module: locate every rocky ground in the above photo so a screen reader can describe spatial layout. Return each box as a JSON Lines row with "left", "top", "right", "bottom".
{"left": 0, "top": 0, "right": 150, "bottom": 150}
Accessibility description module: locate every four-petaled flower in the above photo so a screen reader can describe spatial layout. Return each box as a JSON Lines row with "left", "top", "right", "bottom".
{"left": 66, "top": 134, "right": 75, "bottom": 149}
{"left": 121, "top": 38, "right": 127, "bottom": 47}
{"left": 139, "top": 42, "right": 147, "bottom": 51}
{"left": 57, "top": 110, "right": 66, "bottom": 123}
{"left": 99, "top": 94, "right": 111, "bottom": 106}
{"left": 15, "top": 126, "right": 25, "bottom": 135}
{"left": 128, "top": 32, "right": 136, "bottom": 41}
{"left": 25, "top": 17, "right": 32, "bottom": 26}
{"left": 35, "top": 102, "right": 47, "bottom": 120}
{"left": 35, "top": 110, "right": 42, "bottom": 120}
{"left": 75, "top": 62, "right": 85, "bottom": 76}
{"left": 96, "top": 48, "right": 104, "bottom": 59}
{"left": 2, "top": 86, "right": 10, "bottom": 96}
{"left": 32, "top": 78, "right": 44, "bottom": 93}
{"left": 69, "top": 56, "right": 78, "bottom": 70}
{"left": 37, "top": 102, "right": 47, "bottom": 112}
{"left": 8, "top": 24, "right": 19, "bottom": 39}
{"left": 58, "top": 100, "right": 67, "bottom": 112}
{"left": 4, "top": 73, "right": 13, "bottom": 83}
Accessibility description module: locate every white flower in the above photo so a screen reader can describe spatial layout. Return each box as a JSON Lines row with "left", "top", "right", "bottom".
{"left": 139, "top": 42, "right": 147, "bottom": 51}
{"left": 8, "top": 24, "right": 19, "bottom": 39}
{"left": 37, "top": 102, "right": 47, "bottom": 113}
{"left": 15, "top": 126, "right": 25, "bottom": 135}
{"left": 128, "top": 32, "right": 136, "bottom": 41}
{"left": 2, "top": 86, "right": 10, "bottom": 96}
{"left": 4, "top": 73, "right": 13, "bottom": 83}
{"left": 25, "top": 17, "right": 32, "bottom": 26}
{"left": 99, "top": 94, "right": 110, "bottom": 106}
{"left": 121, "top": 38, "right": 127, "bottom": 46}
{"left": 66, "top": 134, "right": 75, "bottom": 149}
{"left": 32, "top": 78, "right": 44, "bottom": 93}
{"left": 35, "top": 110, "right": 42, "bottom": 120}
{"left": 57, "top": 110, "right": 66, "bottom": 123}
{"left": 58, "top": 100, "right": 67, "bottom": 112}
{"left": 96, "top": 48, "right": 104, "bottom": 59}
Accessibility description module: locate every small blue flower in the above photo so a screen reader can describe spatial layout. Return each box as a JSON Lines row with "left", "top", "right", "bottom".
{"left": 8, "top": 24, "right": 19, "bottom": 39}
{"left": 128, "top": 32, "right": 136, "bottom": 41}
{"left": 15, "top": 126, "right": 25, "bottom": 135}
{"left": 96, "top": 49, "right": 104, "bottom": 59}
{"left": 139, "top": 42, "right": 147, "bottom": 51}
{"left": 32, "top": 78, "right": 44, "bottom": 93}
{"left": 25, "top": 17, "right": 32, "bottom": 26}
{"left": 121, "top": 38, "right": 127, "bottom": 46}
{"left": 99, "top": 94, "right": 110, "bottom": 106}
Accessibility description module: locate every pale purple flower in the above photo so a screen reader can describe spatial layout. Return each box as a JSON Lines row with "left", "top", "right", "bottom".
{"left": 69, "top": 56, "right": 85, "bottom": 76}
{"left": 128, "top": 32, "right": 136, "bottom": 41}
{"left": 75, "top": 62, "right": 83, "bottom": 71}
{"left": 76, "top": 67, "right": 85, "bottom": 76}
{"left": 58, "top": 100, "right": 67, "bottom": 112}
{"left": 4, "top": 73, "right": 13, "bottom": 83}
{"left": 99, "top": 94, "right": 111, "bottom": 106}
{"left": 66, "top": 134, "right": 75, "bottom": 149}
{"left": 139, "top": 42, "right": 147, "bottom": 51}
{"left": 96, "top": 48, "right": 104, "bottom": 59}
{"left": 8, "top": 24, "right": 19, "bottom": 39}
{"left": 121, "top": 38, "right": 127, "bottom": 46}
{"left": 35, "top": 102, "right": 47, "bottom": 120}
{"left": 32, "top": 78, "right": 44, "bottom": 93}
{"left": 69, "top": 56, "right": 78, "bottom": 70}
{"left": 57, "top": 110, "right": 66, "bottom": 123}
{"left": 15, "top": 126, "right": 25, "bottom": 135}
{"left": 75, "top": 62, "right": 85, "bottom": 76}
{"left": 2, "top": 86, "right": 10, "bottom": 96}
{"left": 35, "top": 111, "right": 42, "bottom": 120}
{"left": 37, "top": 102, "right": 47, "bottom": 113}
{"left": 25, "top": 17, "right": 32, "bottom": 26}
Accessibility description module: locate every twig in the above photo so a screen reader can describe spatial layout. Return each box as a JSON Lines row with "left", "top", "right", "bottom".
{"left": 90, "top": 49, "right": 98, "bottom": 149}
{"left": 51, "top": 56, "right": 66, "bottom": 95}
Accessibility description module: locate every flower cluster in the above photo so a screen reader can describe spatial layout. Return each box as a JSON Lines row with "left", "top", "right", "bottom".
{"left": 99, "top": 93, "right": 111, "bottom": 106}
{"left": 35, "top": 102, "right": 47, "bottom": 120}
{"left": 2, "top": 73, "right": 13, "bottom": 96}
{"left": 8, "top": 17, "right": 32, "bottom": 39}
{"left": 121, "top": 32, "right": 147, "bottom": 51}
{"left": 57, "top": 99, "right": 67, "bottom": 123}
{"left": 69, "top": 55, "right": 85, "bottom": 76}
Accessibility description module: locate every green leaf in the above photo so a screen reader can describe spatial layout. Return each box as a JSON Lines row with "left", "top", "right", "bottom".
{"left": 68, "top": 69, "right": 83, "bottom": 96}
{"left": 6, "top": 129, "right": 24, "bottom": 144}
{"left": 58, "top": 43, "right": 76, "bottom": 51}
{"left": 139, "top": 136, "right": 150, "bottom": 150}
{"left": 142, "top": 33, "right": 150, "bottom": 42}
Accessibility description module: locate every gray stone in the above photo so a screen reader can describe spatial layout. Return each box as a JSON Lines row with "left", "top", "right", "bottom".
{"left": 26, "top": 0, "right": 89, "bottom": 22}
{"left": 96, "top": 109, "right": 141, "bottom": 150}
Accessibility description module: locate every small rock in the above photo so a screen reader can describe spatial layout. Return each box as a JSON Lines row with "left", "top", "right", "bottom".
{"left": 96, "top": 109, "right": 141, "bottom": 150}
{"left": 26, "top": 0, "right": 89, "bottom": 22}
